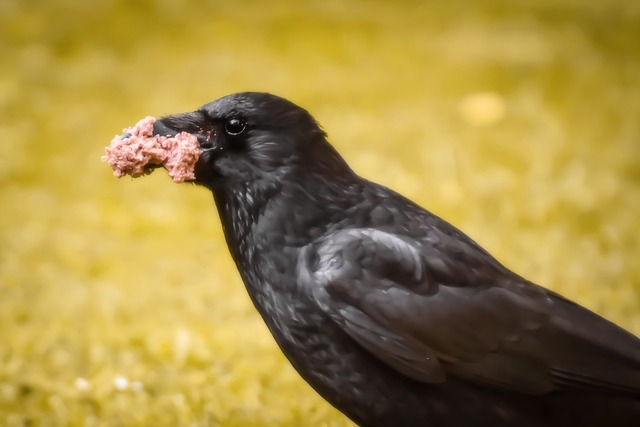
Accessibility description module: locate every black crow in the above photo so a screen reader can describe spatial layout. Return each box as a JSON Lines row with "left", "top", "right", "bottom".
{"left": 152, "top": 92, "right": 640, "bottom": 426}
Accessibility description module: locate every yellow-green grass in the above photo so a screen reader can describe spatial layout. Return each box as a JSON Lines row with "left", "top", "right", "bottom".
{"left": 1, "top": 0, "right": 639, "bottom": 425}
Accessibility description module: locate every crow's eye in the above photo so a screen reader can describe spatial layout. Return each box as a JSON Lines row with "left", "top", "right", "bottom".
{"left": 224, "top": 118, "right": 246, "bottom": 136}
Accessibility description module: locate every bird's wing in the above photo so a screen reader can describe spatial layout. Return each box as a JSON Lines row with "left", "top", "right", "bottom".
{"left": 297, "top": 228, "right": 640, "bottom": 395}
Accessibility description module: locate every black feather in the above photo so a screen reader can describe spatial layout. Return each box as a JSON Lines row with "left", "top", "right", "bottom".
{"left": 153, "top": 92, "right": 640, "bottom": 427}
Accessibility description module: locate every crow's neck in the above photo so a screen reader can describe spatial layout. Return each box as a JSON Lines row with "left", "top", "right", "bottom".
{"left": 213, "top": 180, "right": 281, "bottom": 259}
{"left": 212, "top": 168, "right": 362, "bottom": 266}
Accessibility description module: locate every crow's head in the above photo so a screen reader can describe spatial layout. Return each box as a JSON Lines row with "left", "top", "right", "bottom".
{"left": 153, "top": 92, "right": 349, "bottom": 191}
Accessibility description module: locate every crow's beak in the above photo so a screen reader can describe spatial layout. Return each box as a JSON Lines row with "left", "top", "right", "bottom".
{"left": 152, "top": 112, "right": 217, "bottom": 181}
{"left": 152, "top": 119, "right": 180, "bottom": 138}
{"left": 139, "top": 111, "right": 208, "bottom": 176}
{"left": 152, "top": 111, "right": 205, "bottom": 137}
{"left": 152, "top": 111, "right": 214, "bottom": 150}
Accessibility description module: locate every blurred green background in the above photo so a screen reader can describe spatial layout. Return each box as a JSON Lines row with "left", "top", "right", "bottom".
{"left": 1, "top": 0, "right": 639, "bottom": 425}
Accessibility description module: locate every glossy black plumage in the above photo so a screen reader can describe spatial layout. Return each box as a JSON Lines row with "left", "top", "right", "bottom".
{"left": 154, "top": 92, "right": 640, "bottom": 426}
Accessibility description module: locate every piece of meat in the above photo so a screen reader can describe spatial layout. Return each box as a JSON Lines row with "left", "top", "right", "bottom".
{"left": 102, "top": 116, "right": 200, "bottom": 182}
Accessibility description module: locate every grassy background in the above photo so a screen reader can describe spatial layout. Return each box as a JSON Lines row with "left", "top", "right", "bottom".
{"left": 1, "top": 0, "right": 639, "bottom": 425}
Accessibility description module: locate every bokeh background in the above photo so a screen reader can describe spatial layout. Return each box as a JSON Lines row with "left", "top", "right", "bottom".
{"left": 1, "top": 0, "right": 639, "bottom": 425}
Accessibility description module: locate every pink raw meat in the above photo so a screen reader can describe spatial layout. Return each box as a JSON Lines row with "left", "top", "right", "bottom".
{"left": 102, "top": 116, "right": 200, "bottom": 182}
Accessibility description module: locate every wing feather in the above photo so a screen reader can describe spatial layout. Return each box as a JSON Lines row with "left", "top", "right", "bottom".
{"left": 298, "top": 228, "right": 640, "bottom": 396}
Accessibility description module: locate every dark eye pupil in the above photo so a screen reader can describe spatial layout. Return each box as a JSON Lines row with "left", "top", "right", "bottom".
{"left": 225, "top": 118, "right": 246, "bottom": 136}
